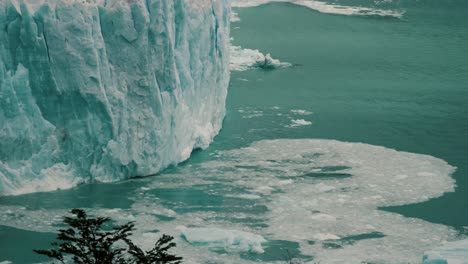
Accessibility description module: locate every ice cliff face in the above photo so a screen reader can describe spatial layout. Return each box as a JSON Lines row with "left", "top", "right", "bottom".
{"left": 0, "top": 0, "right": 230, "bottom": 195}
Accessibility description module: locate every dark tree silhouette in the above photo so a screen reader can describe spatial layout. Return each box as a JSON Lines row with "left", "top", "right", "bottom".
{"left": 125, "top": 235, "right": 182, "bottom": 264}
{"left": 34, "top": 209, "right": 182, "bottom": 264}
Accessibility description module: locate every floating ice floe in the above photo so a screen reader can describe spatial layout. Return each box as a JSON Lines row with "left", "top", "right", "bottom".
{"left": 181, "top": 227, "right": 266, "bottom": 253}
{"left": 289, "top": 119, "right": 313, "bottom": 127}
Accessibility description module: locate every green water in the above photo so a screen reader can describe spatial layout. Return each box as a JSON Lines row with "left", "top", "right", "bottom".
{"left": 1, "top": 1, "right": 468, "bottom": 263}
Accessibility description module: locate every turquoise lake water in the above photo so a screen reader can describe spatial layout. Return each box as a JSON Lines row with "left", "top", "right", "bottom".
{"left": 1, "top": 1, "right": 467, "bottom": 263}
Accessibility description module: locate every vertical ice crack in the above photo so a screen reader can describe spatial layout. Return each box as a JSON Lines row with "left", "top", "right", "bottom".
{"left": 42, "top": 31, "right": 52, "bottom": 64}
{"left": 210, "top": 0, "right": 219, "bottom": 55}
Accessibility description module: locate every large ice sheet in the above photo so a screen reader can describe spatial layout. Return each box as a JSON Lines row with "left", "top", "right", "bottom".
{"left": 0, "top": 0, "right": 230, "bottom": 195}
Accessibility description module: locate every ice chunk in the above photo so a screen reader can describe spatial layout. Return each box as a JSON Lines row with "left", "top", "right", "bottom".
{"left": 289, "top": 119, "right": 313, "bottom": 127}
{"left": 181, "top": 227, "right": 266, "bottom": 253}
{"left": 230, "top": 45, "right": 291, "bottom": 71}
{"left": 0, "top": 0, "right": 230, "bottom": 195}
{"left": 423, "top": 239, "right": 468, "bottom": 264}
{"left": 255, "top": 53, "right": 290, "bottom": 69}
{"left": 231, "top": 11, "right": 241, "bottom": 22}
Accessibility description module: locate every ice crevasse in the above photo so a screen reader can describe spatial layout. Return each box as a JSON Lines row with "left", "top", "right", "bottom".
{"left": 0, "top": 0, "right": 230, "bottom": 195}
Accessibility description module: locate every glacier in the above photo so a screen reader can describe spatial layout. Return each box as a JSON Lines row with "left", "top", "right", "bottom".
{"left": 0, "top": 0, "right": 230, "bottom": 195}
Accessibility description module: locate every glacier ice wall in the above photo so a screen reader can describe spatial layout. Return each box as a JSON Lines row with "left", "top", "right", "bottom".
{"left": 0, "top": 0, "right": 230, "bottom": 195}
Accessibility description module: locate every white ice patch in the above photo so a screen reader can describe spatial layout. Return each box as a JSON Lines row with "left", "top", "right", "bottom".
{"left": 291, "top": 109, "right": 313, "bottom": 115}
{"left": 289, "top": 119, "right": 313, "bottom": 127}
{"left": 230, "top": 45, "right": 291, "bottom": 71}
{"left": 238, "top": 108, "right": 265, "bottom": 119}
{"left": 231, "top": 11, "right": 241, "bottom": 22}
{"left": 231, "top": 0, "right": 404, "bottom": 18}
{"left": 181, "top": 227, "right": 266, "bottom": 253}
{"left": 423, "top": 239, "right": 468, "bottom": 264}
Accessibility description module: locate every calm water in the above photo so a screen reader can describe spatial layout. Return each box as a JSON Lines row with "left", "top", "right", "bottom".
{"left": 1, "top": 1, "right": 467, "bottom": 263}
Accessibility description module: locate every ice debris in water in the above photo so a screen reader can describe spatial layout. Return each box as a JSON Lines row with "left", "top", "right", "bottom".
{"left": 181, "top": 227, "right": 266, "bottom": 253}
{"left": 0, "top": 139, "right": 459, "bottom": 263}
{"left": 231, "top": 11, "right": 241, "bottom": 22}
{"left": 230, "top": 45, "right": 291, "bottom": 71}
{"left": 254, "top": 53, "right": 290, "bottom": 69}
{"left": 423, "top": 239, "right": 468, "bottom": 264}
{"left": 192, "top": 139, "right": 457, "bottom": 263}
{"left": 289, "top": 119, "right": 313, "bottom": 127}
{"left": 291, "top": 109, "right": 313, "bottom": 115}
{"left": 231, "top": 0, "right": 404, "bottom": 18}
{"left": 0, "top": 0, "right": 230, "bottom": 195}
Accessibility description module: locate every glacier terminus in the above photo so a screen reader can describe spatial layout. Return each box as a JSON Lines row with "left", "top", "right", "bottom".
{"left": 0, "top": 0, "right": 230, "bottom": 195}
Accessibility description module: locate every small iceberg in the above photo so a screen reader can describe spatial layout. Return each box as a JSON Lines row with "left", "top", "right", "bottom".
{"left": 423, "top": 239, "right": 468, "bottom": 263}
{"left": 254, "top": 53, "right": 291, "bottom": 70}
{"left": 181, "top": 227, "right": 266, "bottom": 253}
{"left": 289, "top": 119, "right": 313, "bottom": 127}
{"left": 230, "top": 45, "right": 291, "bottom": 71}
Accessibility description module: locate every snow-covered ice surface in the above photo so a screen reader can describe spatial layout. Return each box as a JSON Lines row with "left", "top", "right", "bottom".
{"left": 423, "top": 239, "right": 468, "bottom": 264}
{"left": 0, "top": 0, "right": 230, "bottom": 195}
{"left": 231, "top": 0, "right": 404, "bottom": 18}
{"left": 0, "top": 139, "right": 459, "bottom": 263}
